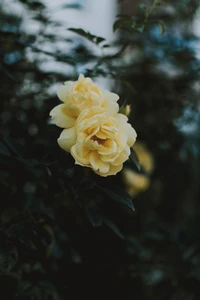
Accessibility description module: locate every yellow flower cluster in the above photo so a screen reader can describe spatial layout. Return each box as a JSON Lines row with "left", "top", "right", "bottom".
{"left": 50, "top": 74, "right": 137, "bottom": 176}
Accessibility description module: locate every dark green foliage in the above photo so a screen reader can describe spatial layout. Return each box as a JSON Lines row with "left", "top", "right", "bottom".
{"left": 1, "top": 0, "right": 200, "bottom": 299}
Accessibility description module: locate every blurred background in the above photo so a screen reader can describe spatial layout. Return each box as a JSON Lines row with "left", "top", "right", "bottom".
{"left": 1, "top": 0, "right": 200, "bottom": 299}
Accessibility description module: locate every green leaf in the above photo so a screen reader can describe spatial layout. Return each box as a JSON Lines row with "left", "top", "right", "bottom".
{"left": 103, "top": 218, "right": 124, "bottom": 239}
{"left": 0, "top": 141, "right": 10, "bottom": 156}
{"left": 137, "top": 26, "right": 144, "bottom": 33}
{"left": 96, "top": 37, "right": 106, "bottom": 44}
{"left": 16, "top": 281, "right": 32, "bottom": 295}
{"left": 85, "top": 207, "right": 103, "bottom": 227}
{"left": 102, "top": 44, "right": 110, "bottom": 48}
{"left": 137, "top": 3, "right": 146, "bottom": 10}
{"left": 129, "top": 148, "right": 141, "bottom": 172}
{"left": 1, "top": 135, "right": 21, "bottom": 156}
{"left": 154, "top": 1, "right": 167, "bottom": 8}
{"left": 97, "top": 184, "right": 135, "bottom": 211}
{"left": 78, "top": 177, "right": 96, "bottom": 191}
{"left": 20, "top": 0, "right": 46, "bottom": 10}
{"left": 113, "top": 15, "right": 146, "bottom": 34}
{"left": 68, "top": 28, "right": 105, "bottom": 45}
{"left": 113, "top": 16, "right": 133, "bottom": 32}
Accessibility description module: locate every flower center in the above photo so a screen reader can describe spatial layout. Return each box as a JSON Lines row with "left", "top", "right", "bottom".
{"left": 91, "top": 135, "right": 106, "bottom": 145}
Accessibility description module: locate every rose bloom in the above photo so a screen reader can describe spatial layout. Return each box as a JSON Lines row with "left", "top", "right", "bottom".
{"left": 122, "top": 142, "right": 154, "bottom": 196}
{"left": 57, "top": 107, "right": 137, "bottom": 176}
{"left": 132, "top": 142, "right": 154, "bottom": 174}
{"left": 122, "top": 168, "right": 150, "bottom": 197}
{"left": 49, "top": 74, "right": 119, "bottom": 129}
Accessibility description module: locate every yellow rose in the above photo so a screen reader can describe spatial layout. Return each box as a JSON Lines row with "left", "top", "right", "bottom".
{"left": 49, "top": 74, "right": 119, "bottom": 129}
{"left": 58, "top": 107, "right": 137, "bottom": 176}
{"left": 122, "top": 168, "right": 150, "bottom": 197}
{"left": 132, "top": 142, "right": 154, "bottom": 174}
{"left": 122, "top": 142, "right": 154, "bottom": 196}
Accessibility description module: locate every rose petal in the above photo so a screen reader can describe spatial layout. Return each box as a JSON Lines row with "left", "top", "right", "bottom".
{"left": 57, "top": 82, "right": 73, "bottom": 102}
{"left": 84, "top": 139, "right": 104, "bottom": 151}
{"left": 102, "top": 90, "right": 119, "bottom": 102}
{"left": 50, "top": 104, "right": 76, "bottom": 128}
{"left": 95, "top": 131, "right": 107, "bottom": 139}
{"left": 57, "top": 127, "right": 76, "bottom": 152}
{"left": 116, "top": 114, "right": 137, "bottom": 147}
{"left": 101, "top": 90, "right": 119, "bottom": 116}
{"left": 71, "top": 144, "right": 90, "bottom": 165}
{"left": 90, "top": 151, "right": 110, "bottom": 173}
{"left": 115, "top": 113, "right": 128, "bottom": 125}
{"left": 95, "top": 163, "right": 122, "bottom": 177}
{"left": 112, "top": 144, "right": 130, "bottom": 166}
{"left": 100, "top": 152, "right": 119, "bottom": 163}
{"left": 98, "top": 140, "right": 117, "bottom": 155}
{"left": 126, "top": 123, "right": 137, "bottom": 147}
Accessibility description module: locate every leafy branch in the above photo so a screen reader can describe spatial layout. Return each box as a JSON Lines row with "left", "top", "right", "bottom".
{"left": 113, "top": 0, "right": 166, "bottom": 35}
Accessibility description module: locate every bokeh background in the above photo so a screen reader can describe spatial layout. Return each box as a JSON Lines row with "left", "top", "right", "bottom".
{"left": 1, "top": 0, "right": 200, "bottom": 299}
